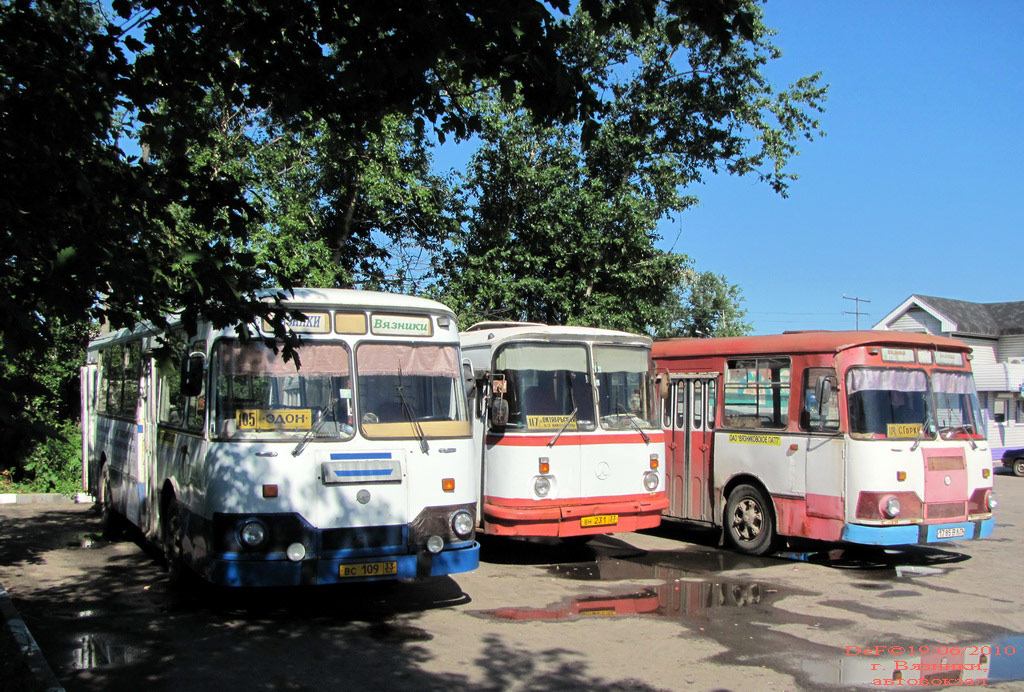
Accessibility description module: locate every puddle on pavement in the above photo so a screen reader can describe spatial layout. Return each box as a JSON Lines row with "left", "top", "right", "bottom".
{"left": 70, "top": 633, "right": 146, "bottom": 670}
{"left": 476, "top": 578, "right": 781, "bottom": 624}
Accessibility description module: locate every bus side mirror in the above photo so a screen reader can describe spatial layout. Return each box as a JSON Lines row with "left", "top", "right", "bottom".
{"left": 656, "top": 373, "right": 669, "bottom": 400}
{"left": 462, "top": 359, "right": 475, "bottom": 398}
{"left": 181, "top": 353, "right": 206, "bottom": 396}
{"left": 490, "top": 398, "right": 509, "bottom": 427}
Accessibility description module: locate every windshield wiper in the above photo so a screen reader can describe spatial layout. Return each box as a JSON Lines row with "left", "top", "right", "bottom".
{"left": 292, "top": 406, "right": 332, "bottom": 457}
{"left": 397, "top": 367, "right": 429, "bottom": 454}
{"left": 616, "top": 403, "right": 651, "bottom": 444}
{"left": 548, "top": 407, "right": 578, "bottom": 448}
{"left": 909, "top": 416, "right": 932, "bottom": 452}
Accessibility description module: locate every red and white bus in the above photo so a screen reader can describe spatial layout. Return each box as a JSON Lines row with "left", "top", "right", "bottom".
{"left": 461, "top": 323, "right": 667, "bottom": 539}
{"left": 652, "top": 331, "right": 996, "bottom": 556}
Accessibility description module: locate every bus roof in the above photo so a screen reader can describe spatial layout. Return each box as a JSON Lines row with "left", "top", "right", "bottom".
{"left": 652, "top": 330, "right": 972, "bottom": 359}
{"left": 460, "top": 322, "right": 652, "bottom": 350}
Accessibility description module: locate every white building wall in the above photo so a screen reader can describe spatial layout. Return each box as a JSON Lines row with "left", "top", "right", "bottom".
{"left": 957, "top": 337, "right": 998, "bottom": 366}
{"left": 998, "top": 335, "right": 1024, "bottom": 362}
{"left": 889, "top": 309, "right": 942, "bottom": 333}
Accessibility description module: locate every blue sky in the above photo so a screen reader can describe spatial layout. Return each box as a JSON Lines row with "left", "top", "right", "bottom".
{"left": 663, "top": 0, "right": 1024, "bottom": 334}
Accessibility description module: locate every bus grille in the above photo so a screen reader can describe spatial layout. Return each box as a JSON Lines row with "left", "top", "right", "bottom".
{"left": 322, "top": 525, "right": 405, "bottom": 551}
{"left": 926, "top": 502, "right": 966, "bottom": 520}
{"left": 927, "top": 456, "right": 965, "bottom": 471}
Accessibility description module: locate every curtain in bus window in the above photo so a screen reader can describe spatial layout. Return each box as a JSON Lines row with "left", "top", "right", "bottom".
{"left": 356, "top": 344, "right": 457, "bottom": 377}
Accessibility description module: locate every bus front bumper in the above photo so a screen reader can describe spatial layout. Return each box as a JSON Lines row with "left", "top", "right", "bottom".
{"left": 206, "top": 542, "right": 480, "bottom": 587}
{"left": 841, "top": 518, "right": 994, "bottom": 546}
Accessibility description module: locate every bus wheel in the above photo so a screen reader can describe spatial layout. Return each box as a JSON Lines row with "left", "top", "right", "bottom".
{"left": 725, "top": 484, "right": 775, "bottom": 556}
{"left": 1013, "top": 457, "right": 1024, "bottom": 477}
{"left": 99, "top": 467, "right": 124, "bottom": 539}
{"left": 162, "top": 498, "right": 186, "bottom": 586}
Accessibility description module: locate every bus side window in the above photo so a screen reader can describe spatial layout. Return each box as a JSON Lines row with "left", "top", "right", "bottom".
{"left": 801, "top": 367, "right": 839, "bottom": 432}
{"left": 693, "top": 382, "right": 703, "bottom": 429}
{"left": 675, "top": 383, "right": 687, "bottom": 430}
{"left": 707, "top": 379, "right": 716, "bottom": 429}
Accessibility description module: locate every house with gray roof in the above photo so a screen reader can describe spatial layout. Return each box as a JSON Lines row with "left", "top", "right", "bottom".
{"left": 874, "top": 295, "right": 1024, "bottom": 471}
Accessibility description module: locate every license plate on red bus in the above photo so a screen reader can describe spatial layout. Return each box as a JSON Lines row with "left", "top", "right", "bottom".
{"left": 935, "top": 527, "right": 966, "bottom": 539}
{"left": 580, "top": 514, "right": 618, "bottom": 528}
{"left": 339, "top": 561, "right": 398, "bottom": 578}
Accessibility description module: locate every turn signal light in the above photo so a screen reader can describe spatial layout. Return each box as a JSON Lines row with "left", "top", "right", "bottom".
{"left": 442, "top": 478, "right": 455, "bottom": 492}
{"left": 649, "top": 455, "right": 659, "bottom": 470}
{"left": 262, "top": 484, "right": 279, "bottom": 498}
{"left": 982, "top": 468, "right": 991, "bottom": 479}
{"left": 896, "top": 471, "right": 907, "bottom": 482}
{"left": 539, "top": 457, "right": 550, "bottom": 474}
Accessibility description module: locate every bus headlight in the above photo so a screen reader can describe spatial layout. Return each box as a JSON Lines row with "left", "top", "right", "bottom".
{"left": 882, "top": 496, "right": 901, "bottom": 519}
{"left": 286, "top": 542, "right": 306, "bottom": 562}
{"left": 534, "top": 476, "right": 551, "bottom": 497}
{"left": 643, "top": 471, "right": 660, "bottom": 491}
{"left": 451, "top": 510, "right": 474, "bottom": 539}
{"left": 988, "top": 492, "right": 998, "bottom": 511}
{"left": 240, "top": 519, "right": 268, "bottom": 548}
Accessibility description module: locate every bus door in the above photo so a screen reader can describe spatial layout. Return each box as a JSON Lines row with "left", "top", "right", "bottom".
{"left": 800, "top": 368, "right": 844, "bottom": 521}
{"left": 80, "top": 363, "right": 99, "bottom": 495}
{"left": 666, "top": 374, "right": 717, "bottom": 522}
{"left": 138, "top": 355, "right": 161, "bottom": 533}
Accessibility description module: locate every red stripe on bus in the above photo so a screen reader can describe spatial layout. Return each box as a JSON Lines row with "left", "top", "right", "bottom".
{"left": 485, "top": 432, "right": 665, "bottom": 447}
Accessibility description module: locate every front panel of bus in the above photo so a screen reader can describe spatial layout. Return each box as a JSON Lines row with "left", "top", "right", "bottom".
{"left": 160, "top": 309, "right": 479, "bottom": 586}
{"left": 479, "top": 339, "right": 666, "bottom": 537}
{"left": 838, "top": 346, "right": 995, "bottom": 545}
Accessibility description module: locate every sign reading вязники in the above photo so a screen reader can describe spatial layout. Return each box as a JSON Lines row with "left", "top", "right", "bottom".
{"left": 370, "top": 314, "right": 433, "bottom": 337}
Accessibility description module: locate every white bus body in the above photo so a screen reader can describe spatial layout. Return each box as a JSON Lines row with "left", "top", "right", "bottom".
{"left": 82, "top": 289, "right": 479, "bottom": 586}
{"left": 461, "top": 322, "right": 667, "bottom": 538}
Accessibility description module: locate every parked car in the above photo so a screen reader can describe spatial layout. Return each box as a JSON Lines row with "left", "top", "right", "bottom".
{"left": 1002, "top": 449, "right": 1024, "bottom": 477}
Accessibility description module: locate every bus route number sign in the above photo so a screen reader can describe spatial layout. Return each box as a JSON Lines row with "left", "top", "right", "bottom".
{"left": 236, "top": 409, "right": 313, "bottom": 431}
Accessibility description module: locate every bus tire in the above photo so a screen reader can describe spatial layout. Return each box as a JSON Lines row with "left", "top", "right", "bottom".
{"left": 99, "top": 466, "right": 124, "bottom": 539}
{"left": 162, "top": 497, "right": 187, "bottom": 587}
{"left": 1013, "top": 457, "right": 1024, "bottom": 477}
{"left": 724, "top": 484, "right": 775, "bottom": 556}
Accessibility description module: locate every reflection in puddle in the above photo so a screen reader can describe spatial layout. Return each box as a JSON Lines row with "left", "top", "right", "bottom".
{"left": 71, "top": 634, "right": 145, "bottom": 669}
{"left": 477, "top": 579, "right": 780, "bottom": 624}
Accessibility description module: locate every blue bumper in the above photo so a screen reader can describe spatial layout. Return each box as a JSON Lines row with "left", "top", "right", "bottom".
{"left": 841, "top": 518, "right": 994, "bottom": 546}
{"left": 207, "top": 542, "right": 480, "bottom": 587}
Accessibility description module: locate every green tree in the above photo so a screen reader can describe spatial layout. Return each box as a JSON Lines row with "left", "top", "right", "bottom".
{"left": 439, "top": 4, "right": 824, "bottom": 333}
{"left": 659, "top": 270, "right": 752, "bottom": 338}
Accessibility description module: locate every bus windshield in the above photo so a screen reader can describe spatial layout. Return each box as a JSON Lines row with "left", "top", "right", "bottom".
{"left": 931, "top": 371, "right": 986, "bottom": 439}
{"left": 214, "top": 341, "right": 355, "bottom": 440}
{"left": 593, "top": 345, "right": 657, "bottom": 429}
{"left": 356, "top": 343, "right": 469, "bottom": 439}
{"left": 493, "top": 343, "right": 595, "bottom": 431}
{"left": 846, "top": 367, "right": 984, "bottom": 441}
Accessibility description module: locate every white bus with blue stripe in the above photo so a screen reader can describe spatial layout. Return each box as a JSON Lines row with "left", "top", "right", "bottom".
{"left": 81, "top": 289, "right": 480, "bottom": 586}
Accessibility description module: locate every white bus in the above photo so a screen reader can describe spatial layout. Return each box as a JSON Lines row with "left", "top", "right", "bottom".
{"left": 81, "top": 289, "right": 479, "bottom": 586}
{"left": 460, "top": 322, "right": 667, "bottom": 539}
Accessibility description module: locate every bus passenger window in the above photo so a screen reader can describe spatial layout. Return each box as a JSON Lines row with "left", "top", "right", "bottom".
{"left": 675, "top": 384, "right": 687, "bottom": 430}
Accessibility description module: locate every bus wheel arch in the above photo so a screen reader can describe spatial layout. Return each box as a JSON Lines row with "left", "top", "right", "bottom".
{"left": 722, "top": 478, "right": 776, "bottom": 557}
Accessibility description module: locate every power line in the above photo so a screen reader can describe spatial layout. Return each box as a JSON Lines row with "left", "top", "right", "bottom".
{"left": 842, "top": 295, "right": 871, "bottom": 329}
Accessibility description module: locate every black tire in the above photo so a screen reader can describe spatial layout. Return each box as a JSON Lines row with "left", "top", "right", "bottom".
{"left": 724, "top": 484, "right": 776, "bottom": 556}
{"left": 162, "top": 498, "right": 187, "bottom": 586}
{"left": 99, "top": 466, "right": 125, "bottom": 539}
{"left": 1013, "top": 457, "right": 1024, "bottom": 478}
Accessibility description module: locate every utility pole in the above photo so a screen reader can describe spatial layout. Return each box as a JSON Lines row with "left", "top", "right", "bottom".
{"left": 843, "top": 295, "right": 871, "bottom": 330}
